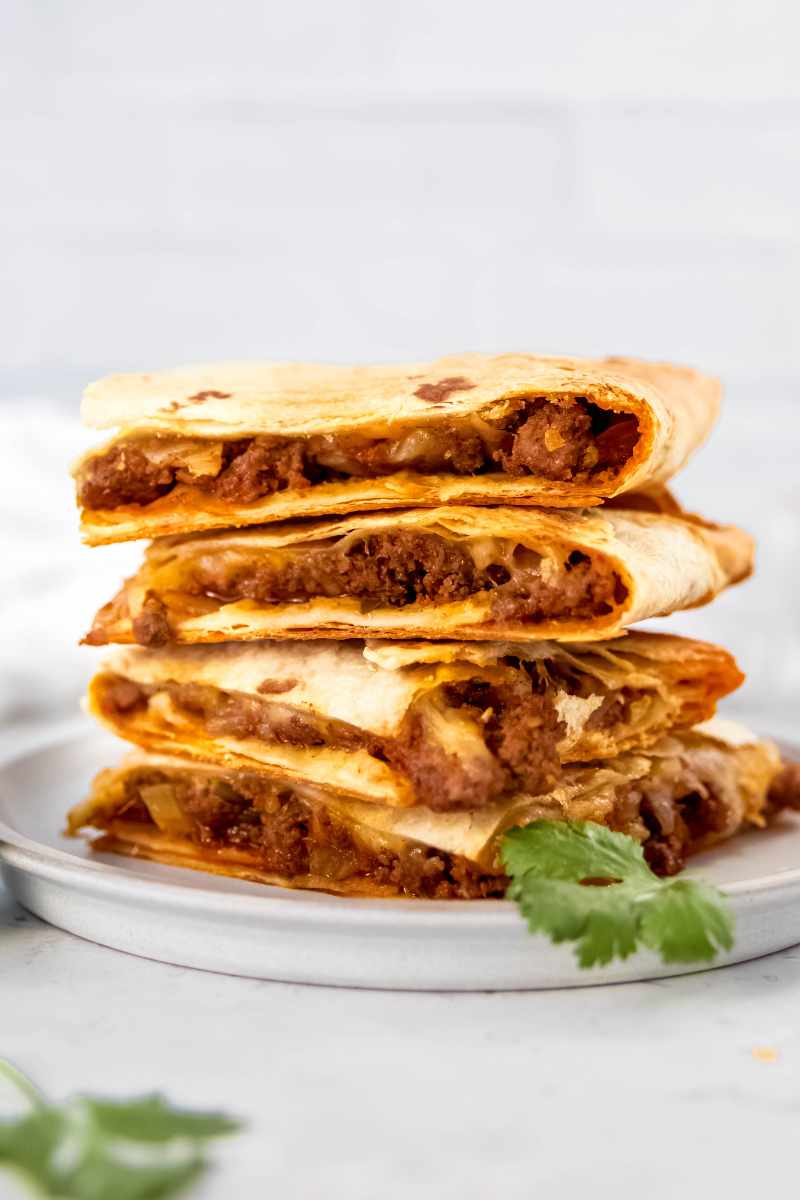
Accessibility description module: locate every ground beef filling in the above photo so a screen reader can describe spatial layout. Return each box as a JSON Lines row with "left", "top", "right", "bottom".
{"left": 99, "top": 747, "right": 730, "bottom": 893}
{"left": 584, "top": 688, "right": 643, "bottom": 731}
{"left": 524, "top": 658, "right": 646, "bottom": 731}
{"left": 190, "top": 530, "right": 479, "bottom": 612}
{"left": 386, "top": 680, "right": 564, "bottom": 810}
{"left": 78, "top": 398, "right": 640, "bottom": 510}
{"left": 130, "top": 592, "right": 172, "bottom": 647}
{"left": 105, "top": 770, "right": 507, "bottom": 899}
{"left": 97, "top": 672, "right": 564, "bottom": 810}
{"left": 488, "top": 549, "right": 627, "bottom": 625}
{"left": 613, "top": 772, "right": 734, "bottom": 878}
{"left": 766, "top": 761, "right": 800, "bottom": 814}
{"left": 79, "top": 444, "right": 177, "bottom": 510}
{"left": 156, "top": 533, "right": 625, "bottom": 638}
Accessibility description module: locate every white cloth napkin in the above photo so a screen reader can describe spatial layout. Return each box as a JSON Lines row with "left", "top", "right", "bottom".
{"left": 0, "top": 403, "right": 139, "bottom": 726}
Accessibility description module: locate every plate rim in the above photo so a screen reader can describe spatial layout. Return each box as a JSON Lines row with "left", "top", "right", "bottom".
{"left": 2, "top": 724, "right": 800, "bottom": 930}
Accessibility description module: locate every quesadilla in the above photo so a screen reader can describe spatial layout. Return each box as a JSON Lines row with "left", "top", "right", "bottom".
{"left": 74, "top": 353, "right": 720, "bottom": 544}
{"left": 85, "top": 632, "right": 743, "bottom": 811}
{"left": 67, "top": 721, "right": 781, "bottom": 897}
{"left": 84, "top": 504, "right": 753, "bottom": 647}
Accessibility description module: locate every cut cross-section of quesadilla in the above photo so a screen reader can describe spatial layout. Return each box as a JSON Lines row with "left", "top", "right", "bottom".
{"left": 74, "top": 353, "right": 720, "bottom": 544}
{"left": 84, "top": 505, "right": 753, "bottom": 646}
{"left": 67, "top": 721, "right": 783, "bottom": 897}
{"left": 85, "top": 633, "right": 743, "bottom": 811}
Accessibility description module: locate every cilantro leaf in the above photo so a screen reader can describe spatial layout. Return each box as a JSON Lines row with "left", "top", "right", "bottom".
{"left": 0, "top": 1060, "right": 242, "bottom": 1199}
{"left": 85, "top": 1095, "right": 240, "bottom": 1143}
{"left": 0, "top": 1109, "right": 65, "bottom": 1191}
{"left": 501, "top": 820, "right": 734, "bottom": 968}
{"left": 638, "top": 877, "right": 736, "bottom": 964}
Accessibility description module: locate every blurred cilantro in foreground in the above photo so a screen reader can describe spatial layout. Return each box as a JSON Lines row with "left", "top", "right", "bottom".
{"left": 501, "top": 819, "right": 734, "bottom": 968}
{"left": 0, "top": 1060, "right": 241, "bottom": 1199}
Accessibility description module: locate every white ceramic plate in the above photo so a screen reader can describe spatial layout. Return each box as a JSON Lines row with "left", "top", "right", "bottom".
{"left": 1, "top": 726, "right": 799, "bottom": 991}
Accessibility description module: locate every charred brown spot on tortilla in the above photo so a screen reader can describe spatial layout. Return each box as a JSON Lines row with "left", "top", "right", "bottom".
{"left": 83, "top": 768, "right": 508, "bottom": 898}
{"left": 257, "top": 678, "right": 299, "bottom": 695}
{"left": 164, "top": 390, "right": 233, "bottom": 413}
{"left": 77, "top": 394, "right": 642, "bottom": 511}
{"left": 413, "top": 376, "right": 477, "bottom": 404}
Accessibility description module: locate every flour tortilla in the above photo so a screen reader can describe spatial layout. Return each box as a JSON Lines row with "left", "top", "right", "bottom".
{"left": 76, "top": 352, "right": 720, "bottom": 543}
{"left": 85, "top": 632, "right": 744, "bottom": 808}
{"left": 86, "top": 504, "right": 754, "bottom": 645}
{"left": 67, "top": 722, "right": 779, "bottom": 893}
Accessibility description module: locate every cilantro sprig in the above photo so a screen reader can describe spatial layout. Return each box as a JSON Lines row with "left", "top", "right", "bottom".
{"left": 0, "top": 1060, "right": 241, "bottom": 1199}
{"left": 501, "top": 820, "right": 734, "bottom": 968}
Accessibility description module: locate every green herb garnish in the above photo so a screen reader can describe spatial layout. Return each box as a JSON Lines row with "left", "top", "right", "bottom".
{"left": 501, "top": 820, "right": 734, "bottom": 968}
{"left": 0, "top": 1060, "right": 241, "bottom": 1199}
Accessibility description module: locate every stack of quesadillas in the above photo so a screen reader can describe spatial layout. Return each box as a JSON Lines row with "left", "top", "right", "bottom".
{"left": 69, "top": 352, "right": 793, "bottom": 898}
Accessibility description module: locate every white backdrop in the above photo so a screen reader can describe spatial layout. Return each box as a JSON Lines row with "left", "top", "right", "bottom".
{"left": 1, "top": 1, "right": 798, "bottom": 732}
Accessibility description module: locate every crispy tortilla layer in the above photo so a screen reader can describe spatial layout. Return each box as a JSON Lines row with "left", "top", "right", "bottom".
{"left": 75, "top": 352, "right": 720, "bottom": 543}
{"left": 78, "top": 401, "right": 640, "bottom": 509}
{"left": 84, "top": 505, "right": 754, "bottom": 646}
{"left": 68, "top": 724, "right": 782, "bottom": 896}
{"left": 85, "top": 633, "right": 744, "bottom": 811}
